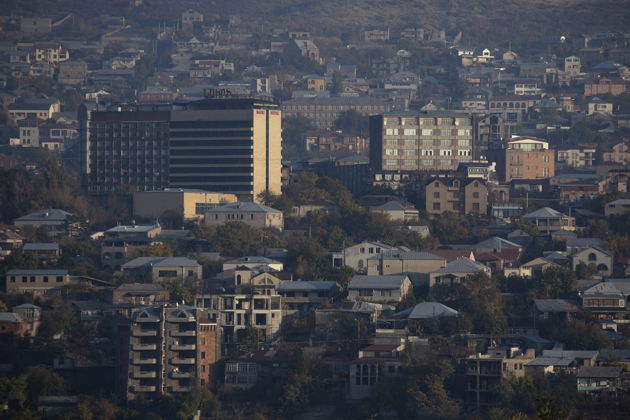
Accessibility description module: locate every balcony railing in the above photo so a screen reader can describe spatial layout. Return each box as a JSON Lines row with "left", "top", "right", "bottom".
{"left": 132, "top": 343, "right": 157, "bottom": 351}
{"left": 171, "top": 330, "right": 196, "bottom": 337}
{"left": 133, "top": 370, "right": 157, "bottom": 379}
{"left": 170, "top": 357, "right": 195, "bottom": 364}
{"left": 132, "top": 327, "right": 157, "bottom": 337}
{"left": 133, "top": 358, "right": 157, "bottom": 365}
{"left": 170, "top": 343, "right": 196, "bottom": 351}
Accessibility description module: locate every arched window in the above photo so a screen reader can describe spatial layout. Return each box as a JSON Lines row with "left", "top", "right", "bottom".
{"left": 588, "top": 253, "right": 597, "bottom": 261}
{"left": 236, "top": 274, "right": 242, "bottom": 285}
{"left": 597, "top": 264, "right": 608, "bottom": 271}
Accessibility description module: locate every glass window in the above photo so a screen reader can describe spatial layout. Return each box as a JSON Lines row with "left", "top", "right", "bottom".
{"left": 421, "top": 129, "right": 433, "bottom": 136}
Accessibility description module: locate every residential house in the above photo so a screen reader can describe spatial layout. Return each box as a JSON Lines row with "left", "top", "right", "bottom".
{"left": 287, "top": 39, "right": 320, "bottom": 63}
{"left": 534, "top": 299, "right": 580, "bottom": 320}
{"left": 5, "top": 269, "right": 71, "bottom": 296}
{"left": 371, "top": 200, "right": 419, "bottom": 222}
{"left": 587, "top": 97, "right": 613, "bottom": 115}
{"left": 605, "top": 199, "right": 630, "bottom": 217}
{"left": 349, "top": 343, "right": 403, "bottom": 399}
{"left": 34, "top": 43, "right": 69, "bottom": 64}
{"left": 465, "top": 347, "right": 536, "bottom": 410}
{"left": 12, "top": 304, "right": 41, "bottom": 336}
{"left": 429, "top": 257, "right": 490, "bottom": 287}
{"left": 57, "top": 61, "right": 88, "bottom": 85}
{"left": 14, "top": 209, "right": 74, "bottom": 239}
{"left": 521, "top": 207, "right": 575, "bottom": 234}
{"left": 121, "top": 257, "right": 202, "bottom": 283}
{"left": 290, "top": 200, "right": 340, "bottom": 219}
{"left": 101, "top": 224, "right": 163, "bottom": 269}
{"left": 556, "top": 147, "right": 596, "bottom": 168}
{"left": 277, "top": 281, "right": 338, "bottom": 312}
{"left": 579, "top": 278, "right": 630, "bottom": 315}
{"left": 8, "top": 102, "right": 60, "bottom": 125}
{"left": 425, "top": 178, "right": 489, "bottom": 215}
{"left": 0, "top": 228, "right": 23, "bottom": 261}
{"left": 112, "top": 283, "right": 170, "bottom": 306}
{"left": 347, "top": 275, "right": 413, "bottom": 304}
{"left": 222, "top": 256, "right": 283, "bottom": 272}
{"left": 0, "top": 312, "right": 27, "bottom": 339}
{"left": 584, "top": 77, "right": 626, "bottom": 96}
{"left": 599, "top": 142, "right": 630, "bottom": 167}
{"left": 204, "top": 202, "right": 284, "bottom": 231}
{"left": 566, "top": 238, "right": 605, "bottom": 254}
{"left": 22, "top": 243, "right": 60, "bottom": 263}
{"left": 331, "top": 241, "right": 399, "bottom": 273}
{"left": 193, "top": 292, "right": 282, "bottom": 345}
{"left": 577, "top": 366, "right": 624, "bottom": 393}
{"left": 363, "top": 27, "right": 390, "bottom": 42}
{"left": 571, "top": 247, "right": 614, "bottom": 276}
{"left": 367, "top": 251, "right": 446, "bottom": 284}
{"left": 181, "top": 9, "right": 203, "bottom": 30}
{"left": 505, "top": 257, "right": 559, "bottom": 278}
{"left": 224, "top": 348, "right": 292, "bottom": 389}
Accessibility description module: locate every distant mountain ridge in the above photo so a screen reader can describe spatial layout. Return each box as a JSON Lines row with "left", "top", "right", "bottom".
{"left": 7, "top": 0, "right": 630, "bottom": 45}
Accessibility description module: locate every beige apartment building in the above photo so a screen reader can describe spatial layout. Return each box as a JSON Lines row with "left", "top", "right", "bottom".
{"left": 370, "top": 111, "right": 474, "bottom": 172}
{"left": 204, "top": 202, "right": 283, "bottom": 230}
{"left": 425, "top": 178, "right": 489, "bottom": 215}
{"left": 283, "top": 97, "right": 393, "bottom": 129}
{"left": 133, "top": 189, "right": 237, "bottom": 221}
{"left": 556, "top": 147, "right": 596, "bottom": 168}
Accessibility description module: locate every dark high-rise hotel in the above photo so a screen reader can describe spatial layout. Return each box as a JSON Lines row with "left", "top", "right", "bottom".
{"left": 79, "top": 99, "right": 282, "bottom": 201}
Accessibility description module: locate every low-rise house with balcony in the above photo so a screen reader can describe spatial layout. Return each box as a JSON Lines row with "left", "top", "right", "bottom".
{"left": 464, "top": 347, "right": 536, "bottom": 410}
{"left": 349, "top": 342, "right": 403, "bottom": 399}
{"left": 577, "top": 366, "right": 624, "bottom": 393}
{"left": 521, "top": 207, "right": 575, "bottom": 234}
{"left": 22, "top": 243, "right": 60, "bottom": 262}
{"left": 14, "top": 209, "right": 74, "bottom": 239}
{"left": 121, "top": 257, "right": 202, "bottom": 283}
{"left": 12, "top": 304, "right": 41, "bottom": 337}
{"left": 347, "top": 275, "right": 413, "bottom": 304}
{"left": 579, "top": 278, "right": 630, "bottom": 315}
{"left": 101, "top": 224, "right": 162, "bottom": 269}
{"left": 277, "top": 281, "right": 338, "bottom": 313}
{"left": 223, "top": 348, "right": 292, "bottom": 389}
{"left": 0, "top": 228, "right": 23, "bottom": 260}
{"left": 222, "top": 256, "right": 283, "bottom": 272}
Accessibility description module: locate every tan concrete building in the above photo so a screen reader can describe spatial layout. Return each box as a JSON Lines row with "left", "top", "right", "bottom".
{"left": 489, "top": 136, "right": 555, "bottom": 183}
{"left": 465, "top": 347, "right": 536, "bottom": 410}
{"left": 8, "top": 102, "right": 60, "bottom": 125}
{"left": 605, "top": 199, "right": 630, "bottom": 217}
{"left": 556, "top": 147, "right": 596, "bottom": 168}
{"left": 133, "top": 189, "right": 237, "bottom": 221}
{"left": 169, "top": 99, "right": 282, "bottom": 201}
{"left": 597, "top": 141, "right": 630, "bottom": 165}
{"left": 366, "top": 251, "right": 446, "bottom": 284}
{"left": 204, "top": 202, "right": 283, "bottom": 231}
{"left": 425, "top": 178, "right": 488, "bottom": 215}
{"left": 5, "top": 269, "right": 71, "bottom": 296}
{"left": 347, "top": 275, "right": 413, "bottom": 304}
{"left": 370, "top": 111, "right": 474, "bottom": 172}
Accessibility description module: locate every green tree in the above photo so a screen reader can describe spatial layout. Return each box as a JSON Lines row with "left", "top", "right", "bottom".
{"left": 159, "top": 209, "right": 184, "bottom": 230}
{"left": 163, "top": 277, "right": 195, "bottom": 304}
{"left": 537, "top": 266, "right": 576, "bottom": 299}
{"left": 209, "top": 222, "right": 263, "bottom": 257}
{"left": 333, "top": 110, "right": 369, "bottom": 137}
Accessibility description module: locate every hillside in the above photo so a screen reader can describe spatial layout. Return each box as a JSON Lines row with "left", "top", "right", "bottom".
{"left": 7, "top": 0, "right": 630, "bottom": 46}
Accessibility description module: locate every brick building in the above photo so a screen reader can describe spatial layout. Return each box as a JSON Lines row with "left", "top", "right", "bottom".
{"left": 489, "top": 136, "right": 555, "bottom": 183}
{"left": 425, "top": 178, "right": 489, "bottom": 215}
